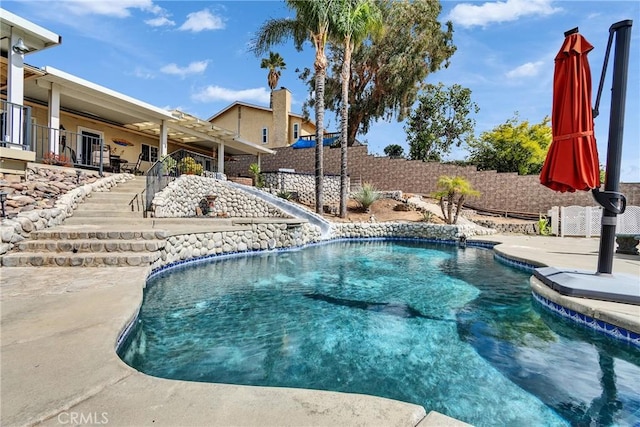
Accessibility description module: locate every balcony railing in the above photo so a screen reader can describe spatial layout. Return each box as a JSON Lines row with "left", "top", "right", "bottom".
{"left": 1, "top": 99, "right": 108, "bottom": 174}
{"left": 0, "top": 99, "right": 32, "bottom": 150}
{"left": 31, "top": 124, "right": 105, "bottom": 173}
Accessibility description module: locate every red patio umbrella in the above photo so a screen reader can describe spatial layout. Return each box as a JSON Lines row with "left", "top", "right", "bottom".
{"left": 540, "top": 32, "right": 601, "bottom": 192}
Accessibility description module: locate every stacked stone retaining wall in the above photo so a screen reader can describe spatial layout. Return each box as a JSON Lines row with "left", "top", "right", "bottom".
{"left": 224, "top": 146, "right": 640, "bottom": 214}
{"left": 152, "top": 176, "right": 290, "bottom": 218}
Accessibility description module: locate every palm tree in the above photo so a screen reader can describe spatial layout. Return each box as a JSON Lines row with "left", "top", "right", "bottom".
{"left": 252, "top": 0, "right": 337, "bottom": 214}
{"left": 333, "top": 0, "right": 382, "bottom": 218}
{"left": 432, "top": 175, "right": 480, "bottom": 224}
{"left": 260, "top": 51, "right": 286, "bottom": 108}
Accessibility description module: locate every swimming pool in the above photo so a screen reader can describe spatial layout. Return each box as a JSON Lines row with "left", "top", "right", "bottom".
{"left": 119, "top": 240, "right": 640, "bottom": 426}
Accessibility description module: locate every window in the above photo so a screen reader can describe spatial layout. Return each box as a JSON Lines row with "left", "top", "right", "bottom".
{"left": 141, "top": 143, "right": 158, "bottom": 162}
{"left": 262, "top": 127, "right": 268, "bottom": 144}
{"left": 293, "top": 123, "right": 299, "bottom": 140}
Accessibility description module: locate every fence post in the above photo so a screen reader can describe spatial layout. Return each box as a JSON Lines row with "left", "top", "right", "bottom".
{"left": 585, "top": 207, "right": 592, "bottom": 238}
{"left": 560, "top": 206, "right": 565, "bottom": 237}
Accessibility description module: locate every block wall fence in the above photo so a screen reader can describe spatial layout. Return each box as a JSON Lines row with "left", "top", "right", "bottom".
{"left": 224, "top": 146, "right": 640, "bottom": 214}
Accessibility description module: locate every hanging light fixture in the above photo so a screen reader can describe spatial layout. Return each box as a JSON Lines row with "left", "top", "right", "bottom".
{"left": 12, "top": 38, "right": 29, "bottom": 54}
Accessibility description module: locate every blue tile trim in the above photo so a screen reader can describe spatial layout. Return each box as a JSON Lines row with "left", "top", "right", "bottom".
{"left": 532, "top": 292, "right": 640, "bottom": 349}
{"left": 116, "top": 310, "right": 140, "bottom": 352}
{"left": 147, "top": 237, "right": 497, "bottom": 280}
{"left": 493, "top": 253, "right": 537, "bottom": 272}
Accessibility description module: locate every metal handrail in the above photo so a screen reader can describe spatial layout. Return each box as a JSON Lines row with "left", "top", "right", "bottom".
{"left": 144, "top": 149, "right": 218, "bottom": 213}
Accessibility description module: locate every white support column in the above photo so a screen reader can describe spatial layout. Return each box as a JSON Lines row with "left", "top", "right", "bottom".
{"left": 48, "top": 83, "right": 61, "bottom": 154}
{"left": 7, "top": 31, "right": 25, "bottom": 146}
{"left": 159, "top": 120, "right": 168, "bottom": 157}
{"left": 257, "top": 153, "right": 261, "bottom": 169}
{"left": 217, "top": 143, "right": 225, "bottom": 174}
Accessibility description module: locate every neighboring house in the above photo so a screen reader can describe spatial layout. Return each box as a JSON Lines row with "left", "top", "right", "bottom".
{"left": 1, "top": 8, "right": 272, "bottom": 178}
{"left": 208, "top": 87, "right": 316, "bottom": 150}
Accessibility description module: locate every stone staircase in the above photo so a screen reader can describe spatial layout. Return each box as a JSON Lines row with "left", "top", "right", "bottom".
{"left": 1, "top": 177, "right": 168, "bottom": 267}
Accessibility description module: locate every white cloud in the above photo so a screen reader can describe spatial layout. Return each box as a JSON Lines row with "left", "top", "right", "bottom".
{"left": 145, "top": 16, "right": 175, "bottom": 27}
{"left": 179, "top": 9, "right": 225, "bottom": 32}
{"left": 192, "top": 86, "right": 270, "bottom": 104}
{"left": 58, "top": 0, "right": 159, "bottom": 17}
{"left": 160, "top": 60, "right": 210, "bottom": 78}
{"left": 506, "top": 61, "right": 545, "bottom": 79}
{"left": 132, "top": 67, "right": 155, "bottom": 79}
{"left": 448, "top": 0, "right": 562, "bottom": 28}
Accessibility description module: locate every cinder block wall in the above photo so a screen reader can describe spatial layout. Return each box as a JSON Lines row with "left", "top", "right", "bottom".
{"left": 225, "top": 146, "right": 640, "bottom": 214}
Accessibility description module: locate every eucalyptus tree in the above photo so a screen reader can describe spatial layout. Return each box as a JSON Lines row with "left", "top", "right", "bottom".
{"left": 260, "top": 51, "right": 286, "bottom": 107}
{"left": 299, "top": 0, "right": 456, "bottom": 146}
{"left": 333, "top": 0, "right": 383, "bottom": 218}
{"left": 252, "top": 0, "right": 336, "bottom": 214}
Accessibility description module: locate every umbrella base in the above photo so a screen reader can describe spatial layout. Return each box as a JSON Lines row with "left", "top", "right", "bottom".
{"left": 534, "top": 266, "right": 640, "bottom": 305}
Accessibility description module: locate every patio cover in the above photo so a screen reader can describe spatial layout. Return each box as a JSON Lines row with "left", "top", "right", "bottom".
{"left": 22, "top": 66, "right": 273, "bottom": 157}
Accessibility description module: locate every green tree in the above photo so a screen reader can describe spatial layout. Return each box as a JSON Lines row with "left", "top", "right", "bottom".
{"left": 432, "top": 175, "right": 479, "bottom": 225}
{"left": 383, "top": 144, "right": 405, "bottom": 158}
{"left": 467, "top": 114, "right": 552, "bottom": 175}
{"left": 299, "top": 0, "right": 456, "bottom": 146}
{"left": 406, "top": 83, "right": 479, "bottom": 162}
{"left": 252, "top": 0, "right": 337, "bottom": 214}
{"left": 333, "top": 0, "right": 383, "bottom": 218}
{"left": 260, "top": 51, "right": 286, "bottom": 107}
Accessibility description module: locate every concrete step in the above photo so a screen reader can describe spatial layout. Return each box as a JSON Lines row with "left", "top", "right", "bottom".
{"left": 0, "top": 251, "right": 161, "bottom": 267}
{"left": 64, "top": 210, "right": 144, "bottom": 218}
{"left": 75, "top": 203, "right": 136, "bottom": 211}
{"left": 29, "top": 229, "right": 167, "bottom": 240}
{"left": 85, "top": 193, "right": 139, "bottom": 201}
{"left": 17, "top": 239, "right": 165, "bottom": 253}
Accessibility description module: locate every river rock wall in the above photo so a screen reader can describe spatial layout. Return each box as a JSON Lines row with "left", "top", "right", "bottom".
{"left": 152, "top": 176, "right": 290, "bottom": 218}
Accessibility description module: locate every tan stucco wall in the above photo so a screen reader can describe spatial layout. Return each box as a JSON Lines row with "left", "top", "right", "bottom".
{"left": 210, "top": 105, "right": 315, "bottom": 149}
{"left": 28, "top": 103, "right": 162, "bottom": 173}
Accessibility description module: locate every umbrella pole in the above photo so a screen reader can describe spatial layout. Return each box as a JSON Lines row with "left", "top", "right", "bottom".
{"left": 595, "top": 20, "right": 633, "bottom": 275}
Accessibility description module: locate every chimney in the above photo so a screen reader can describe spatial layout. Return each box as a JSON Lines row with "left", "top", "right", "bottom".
{"left": 271, "top": 87, "right": 291, "bottom": 147}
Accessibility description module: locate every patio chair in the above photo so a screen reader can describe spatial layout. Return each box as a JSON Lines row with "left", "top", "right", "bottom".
{"left": 122, "top": 153, "right": 143, "bottom": 175}
{"left": 92, "top": 145, "right": 112, "bottom": 171}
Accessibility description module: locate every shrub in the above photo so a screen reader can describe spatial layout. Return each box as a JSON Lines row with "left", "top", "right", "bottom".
{"left": 538, "top": 215, "right": 551, "bottom": 236}
{"left": 421, "top": 210, "right": 434, "bottom": 223}
{"left": 249, "top": 163, "right": 264, "bottom": 188}
{"left": 277, "top": 190, "right": 292, "bottom": 200}
{"left": 178, "top": 157, "right": 203, "bottom": 175}
{"left": 161, "top": 155, "right": 177, "bottom": 175}
{"left": 42, "top": 152, "right": 72, "bottom": 167}
{"left": 353, "top": 183, "right": 381, "bottom": 212}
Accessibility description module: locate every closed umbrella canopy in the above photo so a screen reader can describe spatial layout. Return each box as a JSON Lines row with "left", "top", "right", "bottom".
{"left": 540, "top": 32, "right": 601, "bottom": 192}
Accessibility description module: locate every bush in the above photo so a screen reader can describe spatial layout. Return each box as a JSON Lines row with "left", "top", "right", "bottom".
{"left": 353, "top": 183, "right": 381, "bottom": 212}
{"left": 161, "top": 155, "right": 177, "bottom": 175}
{"left": 249, "top": 163, "right": 264, "bottom": 188}
{"left": 277, "top": 190, "right": 292, "bottom": 200}
{"left": 421, "top": 210, "right": 434, "bottom": 223}
{"left": 178, "top": 157, "right": 203, "bottom": 175}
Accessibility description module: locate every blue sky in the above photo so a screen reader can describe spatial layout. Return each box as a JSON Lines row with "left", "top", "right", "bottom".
{"left": 4, "top": 0, "right": 639, "bottom": 182}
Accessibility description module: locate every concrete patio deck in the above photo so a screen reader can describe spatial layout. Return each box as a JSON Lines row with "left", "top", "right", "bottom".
{"left": 1, "top": 233, "right": 638, "bottom": 427}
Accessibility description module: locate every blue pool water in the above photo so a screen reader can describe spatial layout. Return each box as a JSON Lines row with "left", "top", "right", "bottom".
{"left": 119, "top": 240, "right": 640, "bottom": 426}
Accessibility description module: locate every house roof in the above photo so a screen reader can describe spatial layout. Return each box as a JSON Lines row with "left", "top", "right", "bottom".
{"left": 207, "top": 100, "right": 309, "bottom": 123}
{"left": 19, "top": 66, "right": 272, "bottom": 156}
{"left": 0, "top": 8, "right": 61, "bottom": 55}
